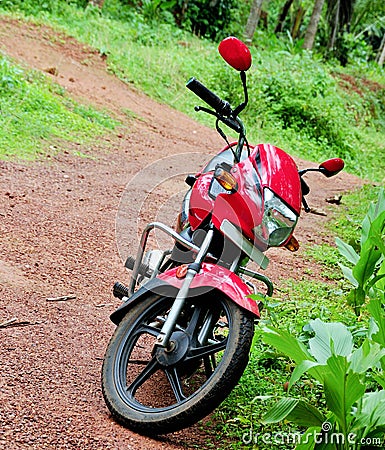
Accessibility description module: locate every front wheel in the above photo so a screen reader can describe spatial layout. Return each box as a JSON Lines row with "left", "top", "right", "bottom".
{"left": 101, "top": 292, "right": 254, "bottom": 435}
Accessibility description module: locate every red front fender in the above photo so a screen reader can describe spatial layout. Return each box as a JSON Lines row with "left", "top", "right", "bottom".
{"left": 158, "top": 262, "right": 260, "bottom": 318}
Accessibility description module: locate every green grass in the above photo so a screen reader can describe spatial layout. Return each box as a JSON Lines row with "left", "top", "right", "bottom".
{"left": 0, "top": 53, "right": 119, "bottom": 159}
{"left": 1, "top": 1, "right": 385, "bottom": 180}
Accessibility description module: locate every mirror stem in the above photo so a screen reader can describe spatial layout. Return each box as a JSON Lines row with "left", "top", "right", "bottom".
{"left": 232, "top": 71, "right": 248, "bottom": 117}
{"left": 241, "top": 71, "right": 248, "bottom": 104}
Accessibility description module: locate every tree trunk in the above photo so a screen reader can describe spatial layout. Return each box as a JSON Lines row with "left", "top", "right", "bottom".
{"left": 275, "top": 0, "right": 294, "bottom": 34}
{"left": 291, "top": 5, "right": 305, "bottom": 39}
{"left": 303, "top": 0, "right": 326, "bottom": 50}
{"left": 328, "top": 0, "right": 340, "bottom": 50}
{"left": 377, "top": 33, "right": 385, "bottom": 66}
{"left": 244, "top": 0, "right": 264, "bottom": 43}
{"left": 89, "top": 0, "right": 105, "bottom": 7}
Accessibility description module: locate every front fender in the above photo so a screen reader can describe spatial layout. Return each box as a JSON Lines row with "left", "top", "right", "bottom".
{"left": 158, "top": 263, "right": 260, "bottom": 318}
{"left": 110, "top": 263, "right": 260, "bottom": 325}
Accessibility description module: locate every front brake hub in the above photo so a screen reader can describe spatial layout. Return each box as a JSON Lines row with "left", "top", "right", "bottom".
{"left": 155, "top": 331, "right": 190, "bottom": 367}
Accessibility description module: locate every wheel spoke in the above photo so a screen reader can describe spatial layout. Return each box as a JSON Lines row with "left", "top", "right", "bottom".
{"left": 185, "top": 305, "right": 204, "bottom": 335}
{"left": 136, "top": 324, "right": 161, "bottom": 338}
{"left": 203, "top": 356, "right": 213, "bottom": 377}
{"left": 165, "top": 367, "right": 186, "bottom": 402}
{"left": 187, "top": 339, "right": 227, "bottom": 362}
{"left": 127, "top": 359, "right": 149, "bottom": 365}
{"left": 126, "top": 356, "right": 160, "bottom": 397}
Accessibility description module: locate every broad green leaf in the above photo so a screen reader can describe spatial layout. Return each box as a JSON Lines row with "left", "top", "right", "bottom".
{"left": 308, "top": 319, "right": 353, "bottom": 364}
{"left": 262, "top": 397, "right": 325, "bottom": 427}
{"left": 354, "top": 211, "right": 385, "bottom": 288}
{"left": 368, "top": 299, "right": 385, "bottom": 347}
{"left": 361, "top": 188, "right": 385, "bottom": 246}
{"left": 335, "top": 237, "right": 360, "bottom": 265}
{"left": 370, "top": 233, "right": 385, "bottom": 256}
{"left": 295, "top": 427, "right": 320, "bottom": 450}
{"left": 349, "top": 339, "right": 385, "bottom": 373}
{"left": 366, "top": 273, "right": 385, "bottom": 291}
{"left": 367, "top": 210, "right": 385, "bottom": 248}
{"left": 353, "top": 239, "right": 382, "bottom": 287}
{"left": 289, "top": 360, "right": 324, "bottom": 389}
{"left": 262, "top": 326, "right": 312, "bottom": 364}
{"left": 352, "top": 390, "right": 385, "bottom": 434}
{"left": 338, "top": 263, "right": 359, "bottom": 287}
{"left": 324, "top": 355, "right": 365, "bottom": 427}
{"left": 375, "top": 259, "right": 385, "bottom": 292}
{"left": 296, "top": 426, "right": 337, "bottom": 450}
{"left": 346, "top": 288, "right": 366, "bottom": 315}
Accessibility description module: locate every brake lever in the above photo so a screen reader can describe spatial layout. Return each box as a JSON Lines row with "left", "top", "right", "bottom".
{"left": 194, "top": 105, "right": 217, "bottom": 115}
{"left": 195, "top": 105, "right": 242, "bottom": 133}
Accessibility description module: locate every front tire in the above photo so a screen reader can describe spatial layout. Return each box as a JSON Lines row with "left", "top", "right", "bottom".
{"left": 101, "top": 292, "right": 254, "bottom": 435}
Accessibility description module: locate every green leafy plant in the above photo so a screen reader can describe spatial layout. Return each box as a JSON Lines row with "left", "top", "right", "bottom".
{"left": 336, "top": 188, "right": 385, "bottom": 315}
{"left": 262, "top": 318, "right": 385, "bottom": 449}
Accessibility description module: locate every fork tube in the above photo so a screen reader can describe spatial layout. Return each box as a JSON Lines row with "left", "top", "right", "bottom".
{"left": 155, "top": 228, "right": 214, "bottom": 348}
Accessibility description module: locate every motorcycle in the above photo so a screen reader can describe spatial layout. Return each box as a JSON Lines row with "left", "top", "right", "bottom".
{"left": 101, "top": 36, "right": 344, "bottom": 436}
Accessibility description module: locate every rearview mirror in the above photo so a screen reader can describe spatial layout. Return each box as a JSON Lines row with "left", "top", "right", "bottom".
{"left": 218, "top": 37, "right": 252, "bottom": 72}
{"left": 319, "top": 158, "right": 344, "bottom": 177}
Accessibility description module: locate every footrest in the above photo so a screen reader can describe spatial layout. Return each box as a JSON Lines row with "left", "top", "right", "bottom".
{"left": 125, "top": 256, "right": 152, "bottom": 278}
{"left": 113, "top": 282, "right": 129, "bottom": 299}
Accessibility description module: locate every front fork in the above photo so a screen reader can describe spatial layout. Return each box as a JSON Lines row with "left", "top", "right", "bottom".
{"left": 155, "top": 227, "right": 214, "bottom": 348}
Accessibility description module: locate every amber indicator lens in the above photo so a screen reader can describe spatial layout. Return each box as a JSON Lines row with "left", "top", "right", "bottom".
{"left": 285, "top": 235, "right": 300, "bottom": 252}
{"left": 214, "top": 167, "right": 238, "bottom": 191}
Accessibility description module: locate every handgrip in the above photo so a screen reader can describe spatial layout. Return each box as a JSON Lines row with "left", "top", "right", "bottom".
{"left": 186, "top": 77, "right": 232, "bottom": 116}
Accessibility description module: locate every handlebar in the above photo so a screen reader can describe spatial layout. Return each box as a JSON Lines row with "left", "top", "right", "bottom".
{"left": 186, "top": 77, "right": 232, "bottom": 117}
{"left": 186, "top": 75, "right": 248, "bottom": 163}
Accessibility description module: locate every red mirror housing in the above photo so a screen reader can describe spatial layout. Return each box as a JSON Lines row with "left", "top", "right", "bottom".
{"left": 319, "top": 158, "right": 344, "bottom": 177}
{"left": 218, "top": 37, "right": 252, "bottom": 72}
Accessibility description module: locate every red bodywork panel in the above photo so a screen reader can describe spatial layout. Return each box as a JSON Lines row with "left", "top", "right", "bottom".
{"left": 158, "top": 263, "right": 260, "bottom": 318}
{"left": 256, "top": 143, "right": 302, "bottom": 214}
{"left": 188, "top": 173, "right": 213, "bottom": 230}
{"left": 188, "top": 143, "right": 301, "bottom": 247}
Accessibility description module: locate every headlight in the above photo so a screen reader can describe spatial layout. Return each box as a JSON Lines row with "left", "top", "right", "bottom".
{"left": 253, "top": 188, "right": 298, "bottom": 247}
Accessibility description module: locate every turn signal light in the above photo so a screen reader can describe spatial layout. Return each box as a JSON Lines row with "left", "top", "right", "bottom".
{"left": 214, "top": 167, "right": 238, "bottom": 191}
{"left": 285, "top": 235, "right": 300, "bottom": 252}
{"left": 176, "top": 264, "right": 188, "bottom": 279}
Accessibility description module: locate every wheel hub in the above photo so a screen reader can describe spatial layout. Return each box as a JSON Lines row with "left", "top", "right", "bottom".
{"left": 155, "top": 331, "right": 190, "bottom": 367}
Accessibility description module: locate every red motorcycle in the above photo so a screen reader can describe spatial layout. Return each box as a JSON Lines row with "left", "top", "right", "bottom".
{"left": 101, "top": 37, "right": 344, "bottom": 435}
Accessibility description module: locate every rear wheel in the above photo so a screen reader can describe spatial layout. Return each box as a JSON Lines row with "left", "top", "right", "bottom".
{"left": 101, "top": 292, "right": 254, "bottom": 435}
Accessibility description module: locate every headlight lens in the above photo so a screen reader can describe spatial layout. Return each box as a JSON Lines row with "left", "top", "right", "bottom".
{"left": 253, "top": 188, "right": 298, "bottom": 247}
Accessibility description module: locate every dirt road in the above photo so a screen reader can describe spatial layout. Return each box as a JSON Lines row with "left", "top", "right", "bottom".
{"left": 0, "top": 17, "right": 362, "bottom": 450}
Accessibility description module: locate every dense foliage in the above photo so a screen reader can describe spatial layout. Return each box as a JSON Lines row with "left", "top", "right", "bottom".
{"left": 3, "top": 0, "right": 385, "bottom": 64}
{"left": 2, "top": 0, "right": 384, "bottom": 181}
